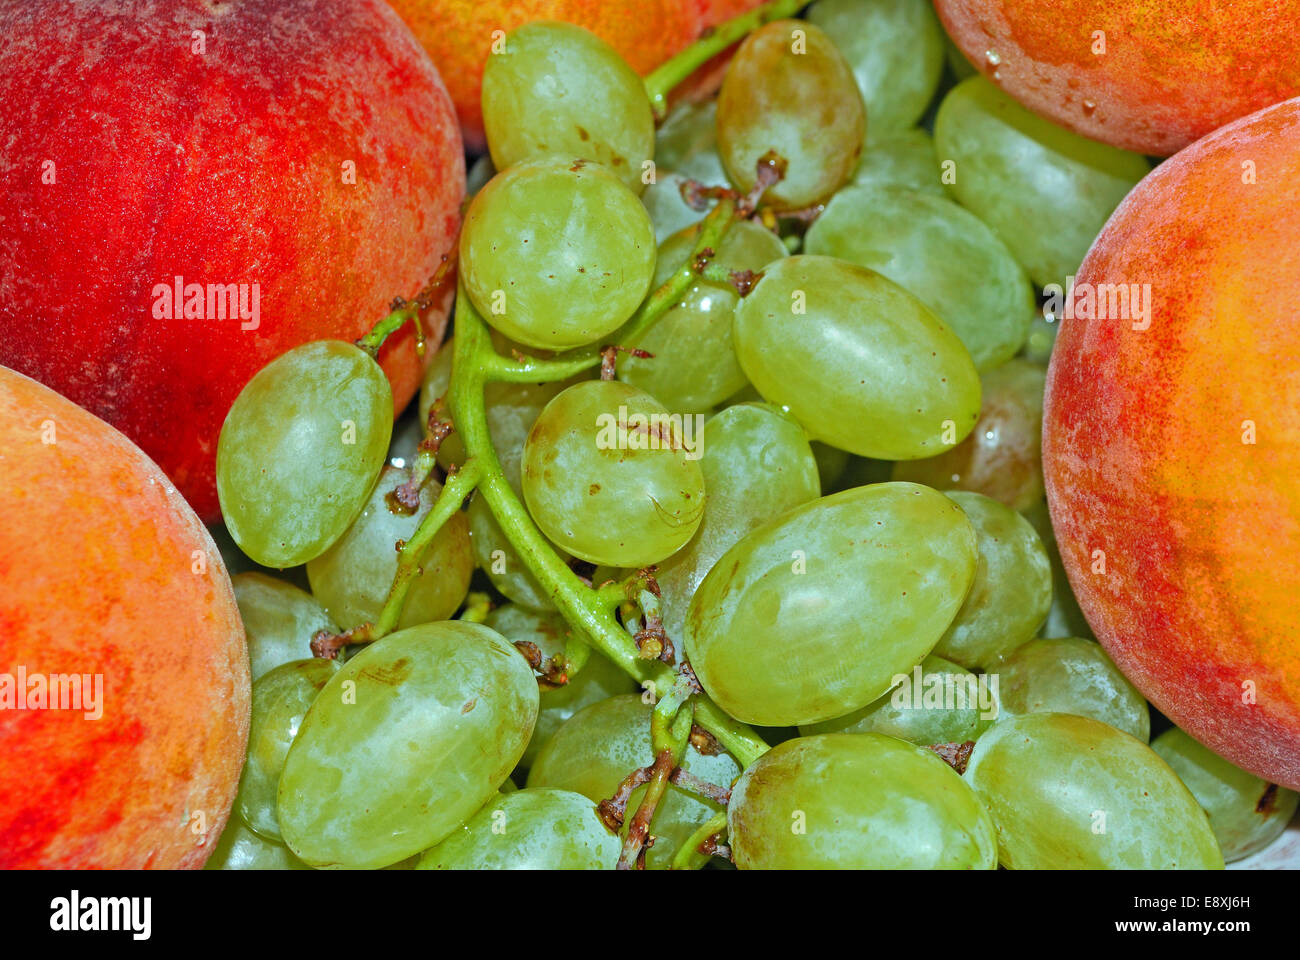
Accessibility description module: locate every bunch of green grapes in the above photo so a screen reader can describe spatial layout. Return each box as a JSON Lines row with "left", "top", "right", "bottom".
{"left": 203, "top": 0, "right": 1293, "bottom": 874}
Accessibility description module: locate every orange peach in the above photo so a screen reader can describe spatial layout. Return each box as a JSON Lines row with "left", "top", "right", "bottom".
{"left": 0, "top": 366, "right": 248, "bottom": 867}
{"left": 936, "top": 0, "right": 1300, "bottom": 155}
{"left": 1043, "top": 98, "right": 1300, "bottom": 788}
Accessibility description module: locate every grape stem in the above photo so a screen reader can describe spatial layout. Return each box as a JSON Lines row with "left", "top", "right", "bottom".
{"left": 355, "top": 252, "right": 458, "bottom": 359}
{"left": 368, "top": 458, "right": 482, "bottom": 639}
{"left": 456, "top": 591, "right": 493, "bottom": 624}
{"left": 643, "top": 0, "right": 807, "bottom": 120}
{"left": 482, "top": 197, "right": 738, "bottom": 386}
{"left": 618, "top": 685, "right": 694, "bottom": 868}
{"left": 448, "top": 286, "right": 770, "bottom": 769}
{"left": 670, "top": 811, "right": 728, "bottom": 870}
{"left": 345, "top": 204, "right": 770, "bottom": 766}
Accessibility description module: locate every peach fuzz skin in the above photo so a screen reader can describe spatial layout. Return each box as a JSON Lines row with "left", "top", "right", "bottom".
{"left": 0, "top": 367, "right": 249, "bottom": 868}
{"left": 936, "top": 0, "right": 1300, "bottom": 156}
{"left": 1044, "top": 98, "right": 1300, "bottom": 790}
{"left": 388, "top": 0, "right": 767, "bottom": 152}
{"left": 0, "top": 0, "right": 465, "bottom": 522}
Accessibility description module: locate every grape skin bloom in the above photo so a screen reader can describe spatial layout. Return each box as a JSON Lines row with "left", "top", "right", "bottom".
{"left": 966, "top": 713, "right": 1224, "bottom": 869}
{"left": 460, "top": 157, "right": 657, "bottom": 351}
{"left": 521, "top": 380, "right": 706, "bottom": 567}
{"left": 216, "top": 340, "right": 393, "bottom": 569}
{"left": 728, "top": 734, "right": 997, "bottom": 869}
{"left": 416, "top": 788, "right": 621, "bottom": 870}
{"left": 733, "top": 255, "right": 982, "bottom": 461}
{"left": 277, "top": 622, "right": 538, "bottom": 869}
{"left": 686, "top": 482, "right": 979, "bottom": 726}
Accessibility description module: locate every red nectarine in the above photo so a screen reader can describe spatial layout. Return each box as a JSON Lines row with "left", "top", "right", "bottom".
{"left": 0, "top": 0, "right": 465, "bottom": 521}
{"left": 1044, "top": 98, "right": 1300, "bottom": 789}
{"left": 0, "top": 365, "right": 248, "bottom": 868}
{"left": 936, "top": 0, "right": 1300, "bottom": 156}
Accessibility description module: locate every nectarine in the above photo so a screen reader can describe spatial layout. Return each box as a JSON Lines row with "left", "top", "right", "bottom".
{"left": 0, "top": 365, "right": 249, "bottom": 868}
{"left": 1044, "top": 97, "right": 1300, "bottom": 789}
{"left": 936, "top": 0, "right": 1300, "bottom": 156}
{"left": 0, "top": 0, "right": 465, "bottom": 521}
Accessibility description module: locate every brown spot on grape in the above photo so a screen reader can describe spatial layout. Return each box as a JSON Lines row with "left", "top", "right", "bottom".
{"left": 1256, "top": 783, "right": 1279, "bottom": 815}
{"left": 360, "top": 657, "right": 411, "bottom": 687}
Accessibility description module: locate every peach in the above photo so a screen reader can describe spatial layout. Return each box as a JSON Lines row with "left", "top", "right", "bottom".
{"left": 388, "top": 0, "right": 767, "bottom": 151}
{"left": 1043, "top": 98, "right": 1300, "bottom": 789}
{"left": 0, "top": 0, "right": 464, "bottom": 521}
{"left": 936, "top": 0, "right": 1300, "bottom": 156}
{"left": 0, "top": 366, "right": 248, "bottom": 868}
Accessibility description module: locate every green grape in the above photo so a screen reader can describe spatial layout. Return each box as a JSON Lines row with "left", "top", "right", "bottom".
{"left": 799, "top": 655, "right": 998, "bottom": 745}
{"left": 526, "top": 695, "right": 740, "bottom": 871}
{"left": 967, "top": 713, "right": 1224, "bottom": 869}
{"left": 728, "top": 734, "right": 996, "bottom": 869}
{"left": 231, "top": 572, "right": 338, "bottom": 680}
{"left": 685, "top": 482, "right": 978, "bottom": 726}
{"left": 850, "top": 128, "right": 945, "bottom": 194}
{"left": 995, "top": 637, "right": 1148, "bottom": 741}
{"left": 934, "top": 76, "right": 1150, "bottom": 288}
{"left": 417, "top": 333, "right": 455, "bottom": 424}
{"left": 217, "top": 340, "right": 393, "bottom": 568}
{"left": 460, "top": 157, "right": 657, "bottom": 351}
{"left": 205, "top": 819, "right": 309, "bottom": 871}
{"left": 417, "top": 788, "right": 620, "bottom": 870}
{"left": 481, "top": 21, "right": 654, "bottom": 194}
{"left": 642, "top": 105, "right": 734, "bottom": 241}
{"left": 1151, "top": 728, "right": 1300, "bottom": 863}
{"left": 733, "top": 255, "right": 981, "bottom": 460}
{"left": 306, "top": 465, "right": 473, "bottom": 630}
{"left": 933, "top": 492, "right": 1052, "bottom": 671}
{"left": 811, "top": 441, "right": 849, "bottom": 493}
{"left": 617, "top": 221, "right": 786, "bottom": 412}
{"left": 1021, "top": 499, "right": 1094, "bottom": 640}
{"left": 657, "top": 403, "right": 820, "bottom": 647}
{"left": 386, "top": 409, "right": 423, "bottom": 470}
{"left": 521, "top": 380, "right": 706, "bottom": 567}
{"left": 235, "top": 658, "right": 341, "bottom": 841}
{"left": 807, "top": 0, "right": 946, "bottom": 133}
{"left": 892, "top": 359, "right": 1046, "bottom": 511}
{"left": 655, "top": 99, "right": 726, "bottom": 184}
{"left": 717, "top": 20, "right": 865, "bottom": 210}
{"left": 484, "top": 604, "right": 637, "bottom": 767}
{"left": 806, "top": 184, "right": 1034, "bottom": 371}
{"left": 641, "top": 171, "right": 708, "bottom": 243}
{"left": 467, "top": 492, "right": 566, "bottom": 611}
{"left": 277, "top": 621, "right": 538, "bottom": 869}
